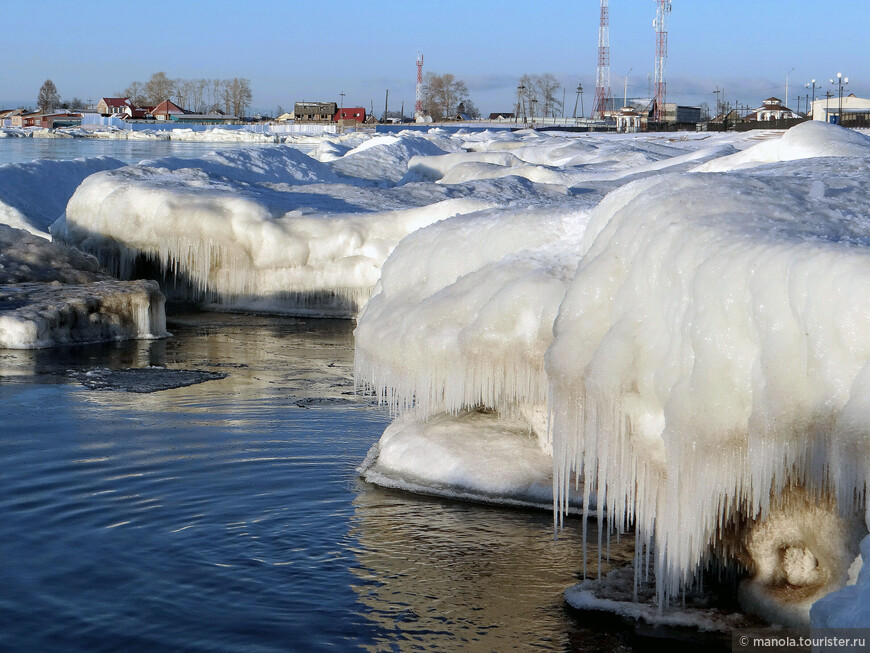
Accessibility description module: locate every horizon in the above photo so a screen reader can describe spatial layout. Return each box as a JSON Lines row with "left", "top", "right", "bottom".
{"left": 3, "top": 0, "right": 867, "bottom": 117}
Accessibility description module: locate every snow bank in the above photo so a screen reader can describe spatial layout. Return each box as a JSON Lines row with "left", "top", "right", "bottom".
{"left": 694, "top": 121, "right": 870, "bottom": 172}
{"left": 0, "top": 156, "right": 125, "bottom": 238}
{"left": 355, "top": 203, "right": 596, "bottom": 419}
{"left": 331, "top": 131, "right": 462, "bottom": 183}
{"left": 0, "top": 224, "right": 166, "bottom": 349}
{"left": 547, "top": 155, "right": 870, "bottom": 621}
{"left": 55, "top": 145, "right": 492, "bottom": 316}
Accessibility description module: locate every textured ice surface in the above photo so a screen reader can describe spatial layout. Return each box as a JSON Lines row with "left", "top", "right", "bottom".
{"left": 353, "top": 124, "right": 870, "bottom": 625}
{"left": 548, "top": 151, "right": 870, "bottom": 620}
{"left": 69, "top": 366, "right": 226, "bottom": 392}
{"left": 0, "top": 224, "right": 166, "bottom": 349}
{"left": 0, "top": 156, "right": 124, "bottom": 237}
{"left": 358, "top": 410, "right": 584, "bottom": 511}
{"left": 54, "top": 142, "right": 494, "bottom": 316}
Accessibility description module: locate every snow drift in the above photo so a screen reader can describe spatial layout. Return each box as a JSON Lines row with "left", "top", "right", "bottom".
{"left": 0, "top": 156, "right": 125, "bottom": 238}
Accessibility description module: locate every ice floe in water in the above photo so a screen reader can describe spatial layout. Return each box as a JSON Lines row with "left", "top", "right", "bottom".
{"left": 69, "top": 366, "right": 226, "bottom": 392}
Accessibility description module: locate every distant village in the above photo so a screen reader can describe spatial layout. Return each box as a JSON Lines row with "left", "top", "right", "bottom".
{"left": 2, "top": 91, "right": 870, "bottom": 134}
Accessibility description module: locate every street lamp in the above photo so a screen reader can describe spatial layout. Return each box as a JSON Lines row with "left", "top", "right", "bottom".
{"left": 623, "top": 67, "right": 632, "bottom": 108}
{"left": 829, "top": 73, "right": 849, "bottom": 124}
{"left": 785, "top": 67, "right": 794, "bottom": 107}
{"left": 805, "top": 79, "right": 820, "bottom": 119}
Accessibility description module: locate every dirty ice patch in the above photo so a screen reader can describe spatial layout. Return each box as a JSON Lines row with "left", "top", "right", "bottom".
{"left": 69, "top": 366, "right": 227, "bottom": 392}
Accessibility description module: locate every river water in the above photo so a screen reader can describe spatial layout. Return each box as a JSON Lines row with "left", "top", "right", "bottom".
{"left": 0, "top": 138, "right": 677, "bottom": 652}
{"left": 0, "top": 311, "right": 642, "bottom": 652}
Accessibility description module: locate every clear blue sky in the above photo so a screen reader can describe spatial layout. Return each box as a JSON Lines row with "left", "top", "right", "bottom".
{"left": 3, "top": 0, "right": 867, "bottom": 116}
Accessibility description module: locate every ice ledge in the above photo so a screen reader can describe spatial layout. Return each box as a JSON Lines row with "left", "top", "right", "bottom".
{"left": 0, "top": 280, "right": 167, "bottom": 349}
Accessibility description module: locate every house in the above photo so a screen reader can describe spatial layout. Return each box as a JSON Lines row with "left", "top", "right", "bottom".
{"left": 333, "top": 107, "right": 366, "bottom": 124}
{"left": 275, "top": 112, "right": 294, "bottom": 122}
{"left": 12, "top": 111, "right": 42, "bottom": 128}
{"left": 808, "top": 93, "right": 870, "bottom": 126}
{"left": 171, "top": 112, "right": 238, "bottom": 124}
{"left": 151, "top": 100, "right": 186, "bottom": 120}
{"left": 615, "top": 106, "right": 643, "bottom": 133}
{"left": 122, "top": 105, "right": 150, "bottom": 120}
{"left": 39, "top": 111, "right": 81, "bottom": 128}
{"left": 745, "top": 97, "right": 799, "bottom": 121}
{"left": 294, "top": 102, "right": 337, "bottom": 123}
{"left": 97, "top": 97, "right": 132, "bottom": 115}
{"left": 488, "top": 112, "right": 515, "bottom": 121}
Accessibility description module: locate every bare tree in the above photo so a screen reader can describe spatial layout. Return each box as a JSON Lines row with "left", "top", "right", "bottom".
{"left": 227, "top": 78, "right": 252, "bottom": 117}
{"left": 518, "top": 74, "right": 563, "bottom": 118}
{"left": 37, "top": 79, "right": 60, "bottom": 112}
{"left": 144, "top": 72, "right": 175, "bottom": 104}
{"left": 537, "top": 73, "right": 563, "bottom": 117}
{"left": 123, "top": 81, "right": 147, "bottom": 106}
{"left": 424, "top": 72, "right": 473, "bottom": 121}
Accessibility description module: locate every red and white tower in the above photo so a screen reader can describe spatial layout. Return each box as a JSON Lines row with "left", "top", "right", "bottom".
{"left": 653, "top": 0, "right": 671, "bottom": 122}
{"left": 593, "top": 0, "right": 611, "bottom": 120}
{"left": 415, "top": 52, "right": 424, "bottom": 120}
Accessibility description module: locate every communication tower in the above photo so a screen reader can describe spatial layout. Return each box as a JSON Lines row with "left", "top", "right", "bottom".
{"left": 415, "top": 52, "right": 424, "bottom": 119}
{"left": 653, "top": 0, "right": 671, "bottom": 122}
{"left": 593, "top": 0, "right": 611, "bottom": 119}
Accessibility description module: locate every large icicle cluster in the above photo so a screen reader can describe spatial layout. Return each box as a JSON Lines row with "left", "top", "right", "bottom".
{"left": 355, "top": 122, "right": 870, "bottom": 625}
{"left": 548, "top": 138, "right": 870, "bottom": 618}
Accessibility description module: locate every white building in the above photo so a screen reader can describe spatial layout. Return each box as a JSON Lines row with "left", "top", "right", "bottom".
{"left": 808, "top": 93, "right": 870, "bottom": 124}
{"left": 745, "top": 97, "right": 799, "bottom": 121}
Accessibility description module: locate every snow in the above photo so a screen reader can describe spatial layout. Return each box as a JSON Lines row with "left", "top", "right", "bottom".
{"left": 351, "top": 124, "right": 870, "bottom": 626}
{"left": 358, "top": 409, "right": 583, "bottom": 511}
{"left": 0, "top": 156, "right": 125, "bottom": 238}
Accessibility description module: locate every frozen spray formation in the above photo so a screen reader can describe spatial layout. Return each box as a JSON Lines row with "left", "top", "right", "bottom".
{"left": 354, "top": 122, "right": 870, "bottom": 625}
{"left": 54, "top": 138, "right": 495, "bottom": 316}
{"left": 549, "top": 124, "right": 870, "bottom": 623}
{"left": 13, "top": 122, "right": 870, "bottom": 623}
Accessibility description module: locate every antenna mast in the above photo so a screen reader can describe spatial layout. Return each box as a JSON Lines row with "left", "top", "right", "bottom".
{"left": 654, "top": 0, "right": 671, "bottom": 122}
{"left": 593, "top": 0, "right": 611, "bottom": 119}
{"left": 415, "top": 52, "right": 424, "bottom": 120}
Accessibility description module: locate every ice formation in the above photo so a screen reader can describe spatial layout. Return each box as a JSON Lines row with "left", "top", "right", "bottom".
{"left": 0, "top": 156, "right": 124, "bottom": 238}
{"left": 0, "top": 224, "right": 166, "bottom": 348}
{"left": 548, "top": 124, "right": 870, "bottom": 622}
{"left": 9, "top": 121, "right": 870, "bottom": 623}
{"left": 54, "top": 140, "right": 493, "bottom": 316}
{"left": 354, "top": 122, "right": 870, "bottom": 625}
